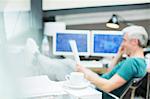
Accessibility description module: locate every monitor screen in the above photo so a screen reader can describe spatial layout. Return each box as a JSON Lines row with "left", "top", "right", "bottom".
{"left": 91, "top": 31, "right": 123, "bottom": 56}
{"left": 53, "top": 30, "right": 90, "bottom": 55}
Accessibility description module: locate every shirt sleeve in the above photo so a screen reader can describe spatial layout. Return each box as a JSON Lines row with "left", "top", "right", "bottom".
{"left": 117, "top": 59, "right": 136, "bottom": 81}
{"left": 101, "top": 61, "right": 124, "bottom": 79}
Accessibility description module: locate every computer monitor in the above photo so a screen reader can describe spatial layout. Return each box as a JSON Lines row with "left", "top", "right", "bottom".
{"left": 53, "top": 30, "right": 90, "bottom": 56}
{"left": 91, "top": 30, "right": 123, "bottom": 56}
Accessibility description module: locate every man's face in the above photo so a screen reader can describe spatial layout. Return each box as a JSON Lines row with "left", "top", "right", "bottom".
{"left": 122, "top": 33, "right": 132, "bottom": 56}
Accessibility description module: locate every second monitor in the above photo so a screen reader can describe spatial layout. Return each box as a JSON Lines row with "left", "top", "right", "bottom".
{"left": 91, "top": 30, "right": 123, "bottom": 56}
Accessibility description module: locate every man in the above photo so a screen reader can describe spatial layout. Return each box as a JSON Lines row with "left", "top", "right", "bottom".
{"left": 76, "top": 25, "right": 148, "bottom": 98}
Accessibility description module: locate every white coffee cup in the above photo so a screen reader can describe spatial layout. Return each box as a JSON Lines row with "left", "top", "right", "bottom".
{"left": 65, "top": 72, "right": 86, "bottom": 86}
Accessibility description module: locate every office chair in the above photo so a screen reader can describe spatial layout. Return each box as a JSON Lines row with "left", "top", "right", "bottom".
{"left": 146, "top": 72, "right": 150, "bottom": 99}
{"left": 135, "top": 72, "right": 150, "bottom": 99}
{"left": 126, "top": 77, "right": 145, "bottom": 99}
{"left": 103, "top": 74, "right": 147, "bottom": 99}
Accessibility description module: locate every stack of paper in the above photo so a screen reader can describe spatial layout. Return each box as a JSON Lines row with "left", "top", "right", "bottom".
{"left": 64, "top": 87, "right": 102, "bottom": 99}
{"left": 20, "top": 75, "right": 66, "bottom": 98}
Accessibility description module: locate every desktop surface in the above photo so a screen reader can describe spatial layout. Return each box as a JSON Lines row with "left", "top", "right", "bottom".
{"left": 80, "top": 60, "right": 103, "bottom": 68}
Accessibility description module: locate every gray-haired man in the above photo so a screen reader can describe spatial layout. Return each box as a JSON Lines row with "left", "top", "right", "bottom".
{"left": 76, "top": 25, "right": 148, "bottom": 99}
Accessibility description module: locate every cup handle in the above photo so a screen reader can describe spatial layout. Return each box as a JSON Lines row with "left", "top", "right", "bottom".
{"left": 65, "top": 75, "right": 70, "bottom": 81}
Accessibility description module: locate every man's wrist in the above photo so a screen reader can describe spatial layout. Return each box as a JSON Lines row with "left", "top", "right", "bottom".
{"left": 116, "top": 52, "right": 123, "bottom": 60}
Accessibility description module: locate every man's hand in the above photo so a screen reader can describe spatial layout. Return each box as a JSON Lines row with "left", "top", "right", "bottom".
{"left": 117, "top": 43, "right": 125, "bottom": 57}
{"left": 76, "top": 64, "right": 88, "bottom": 73}
{"left": 107, "top": 43, "right": 125, "bottom": 72}
{"left": 76, "top": 64, "right": 95, "bottom": 81}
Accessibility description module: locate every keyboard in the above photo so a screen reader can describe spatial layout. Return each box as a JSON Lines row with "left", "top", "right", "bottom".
{"left": 80, "top": 61, "right": 103, "bottom": 68}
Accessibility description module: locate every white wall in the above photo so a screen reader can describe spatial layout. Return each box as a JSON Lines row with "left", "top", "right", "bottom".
{"left": 43, "top": 0, "right": 150, "bottom": 10}
{"left": 56, "top": 9, "right": 150, "bottom": 25}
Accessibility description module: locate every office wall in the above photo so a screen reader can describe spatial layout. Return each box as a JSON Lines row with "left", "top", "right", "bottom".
{"left": 67, "top": 20, "right": 150, "bottom": 39}
{"left": 67, "top": 19, "right": 150, "bottom": 46}
{"left": 3, "top": 0, "right": 43, "bottom": 47}
{"left": 43, "top": 0, "right": 150, "bottom": 10}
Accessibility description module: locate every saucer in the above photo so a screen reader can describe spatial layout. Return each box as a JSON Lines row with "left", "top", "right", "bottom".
{"left": 63, "top": 81, "right": 90, "bottom": 89}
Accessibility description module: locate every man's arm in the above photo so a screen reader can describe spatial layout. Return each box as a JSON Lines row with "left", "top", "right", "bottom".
{"left": 107, "top": 44, "right": 125, "bottom": 72}
{"left": 76, "top": 64, "right": 127, "bottom": 92}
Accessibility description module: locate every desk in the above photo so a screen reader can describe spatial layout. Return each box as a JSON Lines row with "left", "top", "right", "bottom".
{"left": 64, "top": 85, "right": 102, "bottom": 99}
{"left": 80, "top": 60, "right": 107, "bottom": 74}
{"left": 21, "top": 75, "right": 102, "bottom": 99}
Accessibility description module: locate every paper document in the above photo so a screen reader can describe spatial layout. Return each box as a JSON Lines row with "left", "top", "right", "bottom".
{"left": 20, "top": 75, "right": 66, "bottom": 98}
{"left": 64, "top": 87, "right": 102, "bottom": 98}
{"left": 69, "top": 40, "right": 80, "bottom": 64}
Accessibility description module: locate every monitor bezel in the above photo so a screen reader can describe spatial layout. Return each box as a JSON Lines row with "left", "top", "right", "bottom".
{"left": 53, "top": 30, "right": 91, "bottom": 56}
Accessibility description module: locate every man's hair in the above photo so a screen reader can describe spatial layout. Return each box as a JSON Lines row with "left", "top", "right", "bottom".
{"left": 122, "top": 25, "right": 148, "bottom": 48}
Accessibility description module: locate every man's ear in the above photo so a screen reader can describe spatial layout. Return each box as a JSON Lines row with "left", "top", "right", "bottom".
{"left": 131, "top": 39, "right": 139, "bottom": 46}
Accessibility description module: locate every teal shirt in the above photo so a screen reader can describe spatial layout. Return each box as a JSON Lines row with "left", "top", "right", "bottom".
{"left": 101, "top": 58, "right": 147, "bottom": 99}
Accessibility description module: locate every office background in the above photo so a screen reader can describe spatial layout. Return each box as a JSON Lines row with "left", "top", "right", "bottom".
{"left": 0, "top": 0, "right": 150, "bottom": 99}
